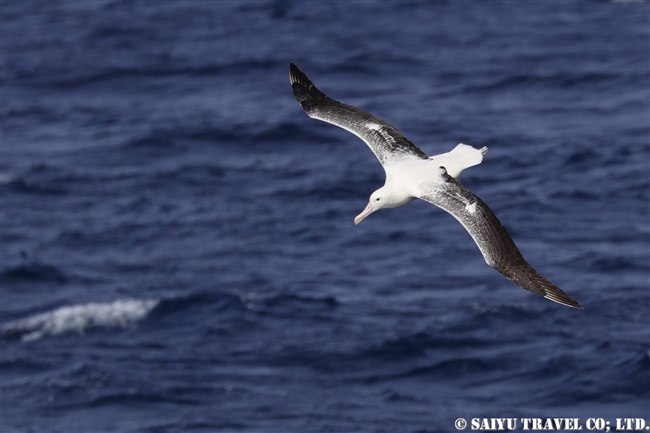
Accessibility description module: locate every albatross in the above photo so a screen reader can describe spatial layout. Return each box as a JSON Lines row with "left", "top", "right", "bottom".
{"left": 289, "top": 63, "right": 582, "bottom": 309}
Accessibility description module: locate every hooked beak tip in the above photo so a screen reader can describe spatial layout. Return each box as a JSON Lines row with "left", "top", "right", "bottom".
{"left": 354, "top": 202, "right": 374, "bottom": 226}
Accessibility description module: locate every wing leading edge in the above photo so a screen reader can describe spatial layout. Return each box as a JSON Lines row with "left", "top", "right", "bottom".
{"left": 419, "top": 167, "right": 583, "bottom": 309}
{"left": 290, "top": 63, "right": 427, "bottom": 166}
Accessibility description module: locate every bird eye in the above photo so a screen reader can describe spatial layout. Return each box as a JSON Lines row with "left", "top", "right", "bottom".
{"left": 376, "top": 198, "right": 380, "bottom": 201}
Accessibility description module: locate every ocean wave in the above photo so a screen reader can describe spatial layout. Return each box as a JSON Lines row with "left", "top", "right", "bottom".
{"left": 119, "top": 121, "right": 335, "bottom": 153}
{"left": 153, "top": 164, "right": 226, "bottom": 186}
{"left": 8, "top": 59, "right": 280, "bottom": 89}
{"left": 0, "top": 176, "right": 68, "bottom": 195}
{"left": 1, "top": 263, "right": 69, "bottom": 283}
{"left": 463, "top": 71, "right": 623, "bottom": 93}
{"left": 259, "top": 293, "right": 338, "bottom": 318}
{"left": 0, "top": 172, "right": 16, "bottom": 185}
{"left": 151, "top": 292, "right": 247, "bottom": 316}
{"left": 358, "top": 357, "right": 498, "bottom": 384}
{"left": 569, "top": 254, "right": 648, "bottom": 272}
{"left": 1, "top": 298, "right": 159, "bottom": 342}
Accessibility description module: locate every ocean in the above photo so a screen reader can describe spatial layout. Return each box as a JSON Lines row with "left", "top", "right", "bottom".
{"left": 1, "top": 1, "right": 649, "bottom": 432}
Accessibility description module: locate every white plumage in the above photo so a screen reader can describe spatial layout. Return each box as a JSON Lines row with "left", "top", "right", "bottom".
{"left": 290, "top": 63, "right": 582, "bottom": 309}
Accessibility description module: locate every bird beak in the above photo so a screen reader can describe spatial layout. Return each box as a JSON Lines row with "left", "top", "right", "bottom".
{"left": 354, "top": 202, "right": 374, "bottom": 225}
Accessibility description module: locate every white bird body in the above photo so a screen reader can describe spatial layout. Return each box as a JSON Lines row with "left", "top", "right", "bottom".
{"left": 289, "top": 63, "right": 583, "bottom": 309}
{"left": 369, "top": 144, "right": 488, "bottom": 207}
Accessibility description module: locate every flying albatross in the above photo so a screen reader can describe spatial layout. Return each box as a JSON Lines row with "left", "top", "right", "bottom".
{"left": 289, "top": 63, "right": 582, "bottom": 309}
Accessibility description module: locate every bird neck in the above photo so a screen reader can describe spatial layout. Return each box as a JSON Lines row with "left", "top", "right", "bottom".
{"left": 378, "top": 184, "right": 415, "bottom": 209}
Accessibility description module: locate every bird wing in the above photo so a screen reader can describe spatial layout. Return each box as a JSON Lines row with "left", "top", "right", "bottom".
{"left": 290, "top": 63, "right": 428, "bottom": 166}
{"left": 419, "top": 167, "right": 583, "bottom": 309}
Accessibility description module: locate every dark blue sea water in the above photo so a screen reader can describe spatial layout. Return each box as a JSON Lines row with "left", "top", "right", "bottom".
{"left": 1, "top": 1, "right": 649, "bottom": 432}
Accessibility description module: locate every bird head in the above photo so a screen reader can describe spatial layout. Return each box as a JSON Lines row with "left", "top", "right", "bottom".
{"left": 354, "top": 188, "right": 389, "bottom": 225}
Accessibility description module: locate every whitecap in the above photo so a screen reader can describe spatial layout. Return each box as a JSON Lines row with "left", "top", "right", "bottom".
{"left": 2, "top": 298, "right": 159, "bottom": 342}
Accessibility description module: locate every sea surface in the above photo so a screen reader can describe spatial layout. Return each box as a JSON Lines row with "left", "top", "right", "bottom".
{"left": 1, "top": 1, "right": 649, "bottom": 432}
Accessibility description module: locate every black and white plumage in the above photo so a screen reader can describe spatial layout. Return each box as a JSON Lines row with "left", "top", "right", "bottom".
{"left": 290, "top": 63, "right": 427, "bottom": 165}
{"left": 289, "top": 63, "right": 582, "bottom": 309}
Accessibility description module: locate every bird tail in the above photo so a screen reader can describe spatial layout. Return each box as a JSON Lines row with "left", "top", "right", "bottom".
{"left": 433, "top": 143, "right": 486, "bottom": 178}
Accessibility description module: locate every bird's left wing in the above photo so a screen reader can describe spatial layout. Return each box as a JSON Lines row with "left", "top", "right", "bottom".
{"left": 290, "top": 63, "right": 427, "bottom": 166}
{"left": 419, "top": 167, "right": 583, "bottom": 309}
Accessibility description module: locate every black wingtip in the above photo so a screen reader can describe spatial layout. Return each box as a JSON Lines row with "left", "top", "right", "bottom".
{"left": 289, "top": 63, "right": 311, "bottom": 87}
{"left": 289, "top": 63, "right": 327, "bottom": 107}
{"left": 543, "top": 289, "right": 583, "bottom": 309}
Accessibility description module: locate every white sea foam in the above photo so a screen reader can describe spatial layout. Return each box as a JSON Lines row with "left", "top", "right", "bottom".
{"left": 2, "top": 298, "right": 159, "bottom": 342}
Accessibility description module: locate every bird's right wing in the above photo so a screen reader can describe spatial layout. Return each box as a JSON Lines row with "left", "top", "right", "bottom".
{"left": 290, "top": 63, "right": 428, "bottom": 166}
{"left": 419, "top": 167, "right": 583, "bottom": 309}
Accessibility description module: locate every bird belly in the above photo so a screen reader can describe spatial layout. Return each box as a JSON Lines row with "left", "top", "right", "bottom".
{"left": 385, "top": 161, "right": 441, "bottom": 203}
